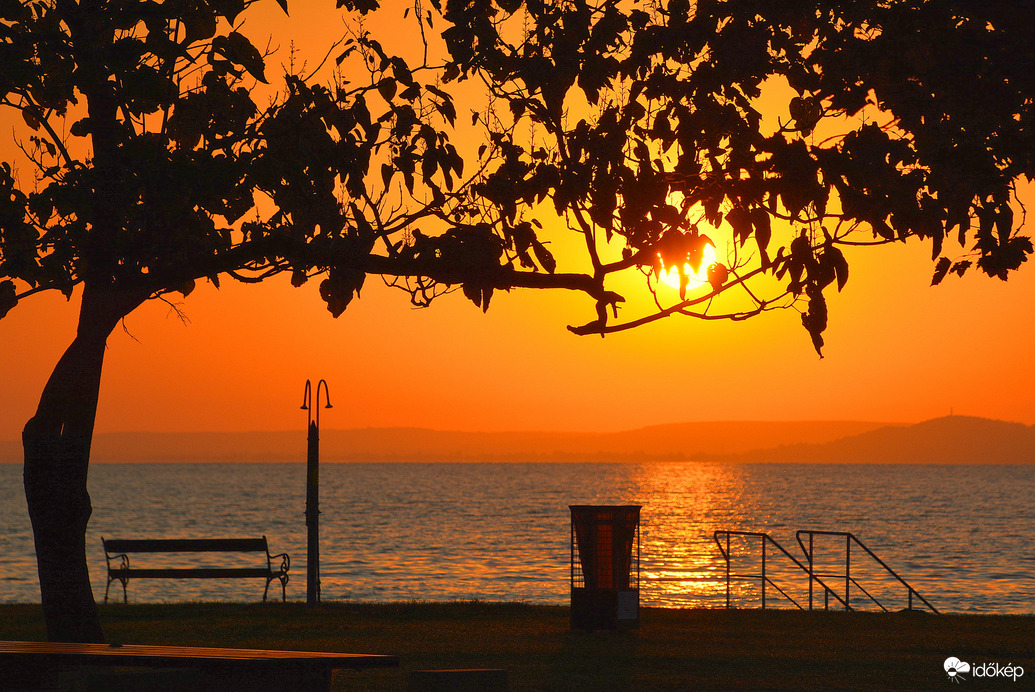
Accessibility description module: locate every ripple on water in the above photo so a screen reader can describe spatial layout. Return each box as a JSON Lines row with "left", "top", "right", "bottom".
{"left": 0, "top": 462, "right": 1031, "bottom": 613}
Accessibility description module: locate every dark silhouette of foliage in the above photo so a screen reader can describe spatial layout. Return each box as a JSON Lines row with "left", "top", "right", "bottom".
{"left": 1, "top": 0, "right": 1034, "bottom": 641}
{"left": 439, "top": 0, "right": 1035, "bottom": 352}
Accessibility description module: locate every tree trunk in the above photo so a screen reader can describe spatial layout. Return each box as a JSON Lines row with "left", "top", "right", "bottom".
{"left": 23, "top": 284, "right": 145, "bottom": 642}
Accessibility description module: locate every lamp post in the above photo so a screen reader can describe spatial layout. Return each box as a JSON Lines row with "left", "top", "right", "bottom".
{"left": 301, "top": 379, "right": 332, "bottom": 605}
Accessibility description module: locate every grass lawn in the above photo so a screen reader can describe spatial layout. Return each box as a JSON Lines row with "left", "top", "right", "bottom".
{"left": 1, "top": 602, "right": 1032, "bottom": 690}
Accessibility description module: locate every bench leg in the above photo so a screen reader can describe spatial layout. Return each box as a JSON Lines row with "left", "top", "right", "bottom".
{"left": 104, "top": 577, "right": 128, "bottom": 605}
{"left": 263, "top": 575, "right": 288, "bottom": 602}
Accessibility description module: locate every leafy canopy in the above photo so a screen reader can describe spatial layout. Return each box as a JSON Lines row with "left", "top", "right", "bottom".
{"left": 442, "top": 0, "right": 1035, "bottom": 352}
{"left": 0, "top": 0, "right": 1033, "bottom": 355}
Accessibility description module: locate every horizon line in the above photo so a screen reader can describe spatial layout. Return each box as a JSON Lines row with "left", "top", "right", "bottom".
{"left": 0, "top": 413, "right": 1025, "bottom": 446}
{"left": 5, "top": 415, "right": 1006, "bottom": 443}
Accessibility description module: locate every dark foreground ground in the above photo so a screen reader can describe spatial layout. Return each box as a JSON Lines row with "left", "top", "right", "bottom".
{"left": 1, "top": 602, "right": 1032, "bottom": 690}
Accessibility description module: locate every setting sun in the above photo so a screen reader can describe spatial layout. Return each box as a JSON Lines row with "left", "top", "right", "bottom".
{"left": 657, "top": 242, "right": 720, "bottom": 291}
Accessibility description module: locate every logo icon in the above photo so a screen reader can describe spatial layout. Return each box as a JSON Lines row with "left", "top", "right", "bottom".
{"left": 945, "top": 657, "right": 971, "bottom": 683}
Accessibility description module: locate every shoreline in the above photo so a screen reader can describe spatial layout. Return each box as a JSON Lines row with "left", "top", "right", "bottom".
{"left": 1, "top": 599, "right": 1033, "bottom": 617}
{"left": 3, "top": 602, "right": 1033, "bottom": 690}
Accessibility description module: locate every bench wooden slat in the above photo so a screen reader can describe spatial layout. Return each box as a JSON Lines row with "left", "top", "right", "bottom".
{"left": 0, "top": 641, "right": 398, "bottom": 666}
{"left": 110, "top": 568, "right": 275, "bottom": 579}
{"left": 104, "top": 538, "right": 269, "bottom": 553}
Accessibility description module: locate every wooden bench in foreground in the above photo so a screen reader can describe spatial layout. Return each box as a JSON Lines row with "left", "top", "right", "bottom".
{"left": 102, "top": 536, "right": 290, "bottom": 603}
{"left": 0, "top": 640, "right": 399, "bottom": 692}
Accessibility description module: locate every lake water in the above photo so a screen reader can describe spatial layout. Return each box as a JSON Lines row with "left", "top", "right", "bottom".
{"left": 0, "top": 462, "right": 1032, "bottom": 613}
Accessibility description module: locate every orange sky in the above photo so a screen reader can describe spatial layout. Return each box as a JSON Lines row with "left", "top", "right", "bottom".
{"left": 2, "top": 2, "right": 1035, "bottom": 441}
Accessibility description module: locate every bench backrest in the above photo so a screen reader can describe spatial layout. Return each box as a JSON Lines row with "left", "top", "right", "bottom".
{"left": 103, "top": 538, "right": 269, "bottom": 554}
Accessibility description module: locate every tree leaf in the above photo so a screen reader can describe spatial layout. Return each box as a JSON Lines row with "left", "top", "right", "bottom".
{"left": 21, "top": 108, "right": 41, "bottom": 131}
{"left": 751, "top": 208, "right": 771, "bottom": 253}
{"left": 827, "top": 245, "right": 849, "bottom": 291}
{"left": 67, "top": 116, "right": 89, "bottom": 135}
{"left": 800, "top": 284, "right": 827, "bottom": 357}
{"left": 996, "top": 205, "right": 1014, "bottom": 244}
{"left": 531, "top": 239, "right": 556, "bottom": 273}
{"left": 707, "top": 263, "right": 729, "bottom": 291}
{"left": 0, "top": 280, "right": 17, "bottom": 319}
{"left": 208, "top": 0, "right": 246, "bottom": 24}
{"left": 319, "top": 267, "right": 365, "bottom": 317}
{"left": 435, "top": 97, "right": 457, "bottom": 126}
{"left": 390, "top": 56, "right": 414, "bottom": 86}
{"left": 726, "top": 206, "right": 752, "bottom": 246}
{"left": 462, "top": 282, "right": 482, "bottom": 309}
{"left": 213, "top": 32, "right": 268, "bottom": 84}
{"left": 182, "top": 9, "right": 218, "bottom": 44}
{"left": 931, "top": 256, "right": 951, "bottom": 286}
{"left": 377, "top": 77, "right": 396, "bottom": 101}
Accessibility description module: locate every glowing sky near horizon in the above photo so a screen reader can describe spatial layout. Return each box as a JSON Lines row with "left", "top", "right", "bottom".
{"left": 2, "top": 2, "right": 1035, "bottom": 441}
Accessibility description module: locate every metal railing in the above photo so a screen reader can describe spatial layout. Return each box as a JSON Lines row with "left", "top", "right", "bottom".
{"left": 713, "top": 530, "right": 844, "bottom": 610}
{"left": 795, "top": 530, "right": 938, "bottom": 613}
{"left": 713, "top": 529, "right": 937, "bottom": 613}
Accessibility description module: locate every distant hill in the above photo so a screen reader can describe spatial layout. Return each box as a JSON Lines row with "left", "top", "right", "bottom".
{"left": 0, "top": 420, "right": 885, "bottom": 463}
{"left": 1, "top": 417, "right": 1027, "bottom": 463}
{"left": 729, "top": 416, "right": 1035, "bottom": 464}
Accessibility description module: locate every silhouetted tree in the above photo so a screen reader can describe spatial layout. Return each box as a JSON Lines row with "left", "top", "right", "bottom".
{"left": 1, "top": 0, "right": 1033, "bottom": 641}
{"left": 0, "top": 0, "right": 544, "bottom": 642}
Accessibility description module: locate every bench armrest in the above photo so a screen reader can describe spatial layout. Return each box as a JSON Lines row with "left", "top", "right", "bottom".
{"left": 269, "top": 552, "right": 290, "bottom": 574}
{"left": 102, "top": 538, "right": 130, "bottom": 571}
{"left": 106, "top": 552, "right": 130, "bottom": 571}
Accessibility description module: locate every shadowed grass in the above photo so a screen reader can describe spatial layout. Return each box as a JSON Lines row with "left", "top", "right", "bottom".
{"left": 2, "top": 602, "right": 1032, "bottom": 690}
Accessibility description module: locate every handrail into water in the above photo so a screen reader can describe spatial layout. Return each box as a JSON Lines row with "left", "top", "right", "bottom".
{"left": 713, "top": 530, "right": 845, "bottom": 610}
{"left": 795, "top": 530, "right": 939, "bottom": 614}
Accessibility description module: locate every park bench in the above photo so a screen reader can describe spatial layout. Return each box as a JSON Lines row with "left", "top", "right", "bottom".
{"left": 102, "top": 537, "right": 290, "bottom": 603}
{"left": 0, "top": 640, "right": 398, "bottom": 692}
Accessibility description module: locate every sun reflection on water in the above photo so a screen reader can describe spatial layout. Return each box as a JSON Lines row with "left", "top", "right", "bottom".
{"left": 630, "top": 462, "right": 747, "bottom": 607}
